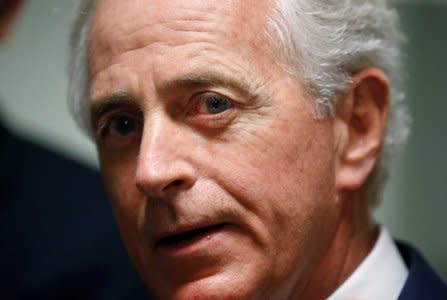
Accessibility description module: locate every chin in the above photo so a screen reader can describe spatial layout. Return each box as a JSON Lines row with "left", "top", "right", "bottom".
{"left": 164, "top": 278, "right": 257, "bottom": 300}
{"left": 145, "top": 267, "right": 274, "bottom": 300}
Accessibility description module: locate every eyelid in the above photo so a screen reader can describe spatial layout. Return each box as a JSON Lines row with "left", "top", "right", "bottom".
{"left": 186, "top": 92, "right": 231, "bottom": 115}
{"left": 90, "top": 94, "right": 140, "bottom": 131}
{"left": 186, "top": 91, "right": 237, "bottom": 128}
{"left": 192, "top": 90, "right": 234, "bottom": 106}
{"left": 94, "top": 109, "right": 142, "bottom": 141}
{"left": 197, "top": 92, "right": 232, "bottom": 111}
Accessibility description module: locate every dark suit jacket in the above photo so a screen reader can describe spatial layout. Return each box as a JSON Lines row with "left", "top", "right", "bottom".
{"left": 398, "top": 241, "right": 447, "bottom": 299}
{"left": 0, "top": 123, "right": 152, "bottom": 299}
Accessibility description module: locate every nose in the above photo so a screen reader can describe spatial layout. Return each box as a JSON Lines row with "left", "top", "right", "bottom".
{"left": 135, "top": 114, "right": 197, "bottom": 198}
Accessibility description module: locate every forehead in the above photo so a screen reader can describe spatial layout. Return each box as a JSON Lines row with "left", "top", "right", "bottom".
{"left": 89, "top": 0, "right": 274, "bottom": 70}
{"left": 91, "top": 0, "right": 272, "bottom": 29}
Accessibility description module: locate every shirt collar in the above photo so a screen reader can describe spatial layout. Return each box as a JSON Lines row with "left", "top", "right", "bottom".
{"left": 327, "top": 227, "right": 409, "bottom": 300}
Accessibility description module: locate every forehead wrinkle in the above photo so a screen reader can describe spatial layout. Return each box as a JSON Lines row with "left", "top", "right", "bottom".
{"left": 90, "top": 62, "right": 142, "bottom": 102}
{"left": 89, "top": 14, "right": 231, "bottom": 78}
{"left": 90, "top": 0, "right": 273, "bottom": 56}
{"left": 156, "top": 70, "right": 262, "bottom": 100}
{"left": 91, "top": 1, "right": 231, "bottom": 50}
{"left": 90, "top": 90, "right": 136, "bottom": 120}
{"left": 88, "top": 0, "right": 275, "bottom": 63}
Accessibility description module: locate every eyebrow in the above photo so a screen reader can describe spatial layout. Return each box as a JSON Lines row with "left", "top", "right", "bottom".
{"left": 157, "top": 71, "right": 259, "bottom": 99}
{"left": 90, "top": 91, "right": 139, "bottom": 127}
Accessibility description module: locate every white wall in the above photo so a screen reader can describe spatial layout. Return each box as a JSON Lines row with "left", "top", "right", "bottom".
{"left": 1, "top": 0, "right": 447, "bottom": 279}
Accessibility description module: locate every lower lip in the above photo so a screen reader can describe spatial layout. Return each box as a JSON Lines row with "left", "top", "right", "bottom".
{"left": 155, "top": 224, "right": 227, "bottom": 255}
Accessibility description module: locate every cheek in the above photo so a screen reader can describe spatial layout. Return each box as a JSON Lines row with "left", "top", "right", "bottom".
{"left": 101, "top": 156, "right": 137, "bottom": 209}
{"left": 99, "top": 156, "right": 157, "bottom": 279}
{"left": 99, "top": 154, "right": 144, "bottom": 241}
{"left": 204, "top": 118, "right": 339, "bottom": 272}
{"left": 209, "top": 118, "right": 336, "bottom": 209}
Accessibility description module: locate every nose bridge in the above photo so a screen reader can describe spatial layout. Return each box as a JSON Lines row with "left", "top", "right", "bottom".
{"left": 142, "top": 113, "right": 179, "bottom": 169}
{"left": 135, "top": 112, "right": 196, "bottom": 196}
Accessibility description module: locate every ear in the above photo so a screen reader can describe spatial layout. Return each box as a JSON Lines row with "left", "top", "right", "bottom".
{"left": 334, "top": 68, "right": 390, "bottom": 191}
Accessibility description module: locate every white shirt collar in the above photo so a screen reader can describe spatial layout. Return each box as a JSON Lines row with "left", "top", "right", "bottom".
{"left": 327, "top": 227, "right": 408, "bottom": 300}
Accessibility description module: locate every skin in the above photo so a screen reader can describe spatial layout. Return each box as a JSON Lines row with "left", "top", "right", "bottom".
{"left": 88, "top": 0, "right": 389, "bottom": 299}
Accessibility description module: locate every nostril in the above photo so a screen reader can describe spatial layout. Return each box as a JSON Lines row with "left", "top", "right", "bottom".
{"left": 162, "top": 179, "right": 184, "bottom": 192}
{"left": 171, "top": 180, "right": 183, "bottom": 187}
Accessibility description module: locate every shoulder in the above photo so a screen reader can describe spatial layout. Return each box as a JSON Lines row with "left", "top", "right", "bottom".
{"left": 0, "top": 127, "right": 151, "bottom": 299}
{"left": 1, "top": 127, "right": 102, "bottom": 191}
{"left": 397, "top": 241, "right": 447, "bottom": 300}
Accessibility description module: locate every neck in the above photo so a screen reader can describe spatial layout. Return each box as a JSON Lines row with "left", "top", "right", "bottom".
{"left": 296, "top": 189, "right": 378, "bottom": 299}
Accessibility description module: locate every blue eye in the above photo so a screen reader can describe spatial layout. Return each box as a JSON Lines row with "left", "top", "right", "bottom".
{"left": 186, "top": 92, "right": 236, "bottom": 128}
{"left": 198, "top": 93, "right": 232, "bottom": 114}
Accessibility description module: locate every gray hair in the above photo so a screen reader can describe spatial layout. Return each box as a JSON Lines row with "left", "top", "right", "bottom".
{"left": 67, "top": 0, "right": 410, "bottom": 206}
{"left": 68, "top": 0, "right": 96, "bottom": 137}
{"left": 266, "top": 0, "right": 409, "bottom": 206}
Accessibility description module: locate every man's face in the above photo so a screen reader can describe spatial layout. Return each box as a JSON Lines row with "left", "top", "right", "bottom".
{"left": 89, "top": 0, "right": 342, "bottom": 298}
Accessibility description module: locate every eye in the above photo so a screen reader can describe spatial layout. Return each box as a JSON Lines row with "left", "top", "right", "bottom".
{"left": 110, "top": 115, "right": 137, "bottom": 135}
{"left": 97, "top": 114, "right": 142, "bottom": 150}
{"left": 186, "top": 92, "right": 237, "bottom": 129}
{"left": 195, "top": 93, "right": 232, "bottom": 115}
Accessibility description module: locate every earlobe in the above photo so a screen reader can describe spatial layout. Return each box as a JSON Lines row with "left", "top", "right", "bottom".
{"left": 334, "top": 68, "right": 390, "bottom": 191}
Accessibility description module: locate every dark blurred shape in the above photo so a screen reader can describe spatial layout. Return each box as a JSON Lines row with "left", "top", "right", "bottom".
{"left": 0, "top": 120, "right": 152, "bottom": 299}
{"left": 0, "top": 1, "right": 151, "bottom": 298}
{"left": 0, "top": 0, "right": 23, "bottom": 41}
{"left": 397, "top": 242, "right": 447, "bottom": 299}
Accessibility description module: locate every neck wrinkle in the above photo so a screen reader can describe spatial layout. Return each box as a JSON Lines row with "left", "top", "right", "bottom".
{"left": 333, "top": 191, "right": 379, "bottom": 291}
{"left": 334, "top": 190, "right": 378, "bottom": 293}
{"left": 296, "top": 189, "right": 377, "bottom": 300}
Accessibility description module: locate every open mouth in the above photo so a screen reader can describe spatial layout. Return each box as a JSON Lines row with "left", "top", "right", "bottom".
{"left": 157, "top": 223, "right": 227, "bottom": 248}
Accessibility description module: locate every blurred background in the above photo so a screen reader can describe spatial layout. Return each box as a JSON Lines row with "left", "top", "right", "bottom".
{"left": 1, "top": 0, "right": 446, "bottom": 281}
